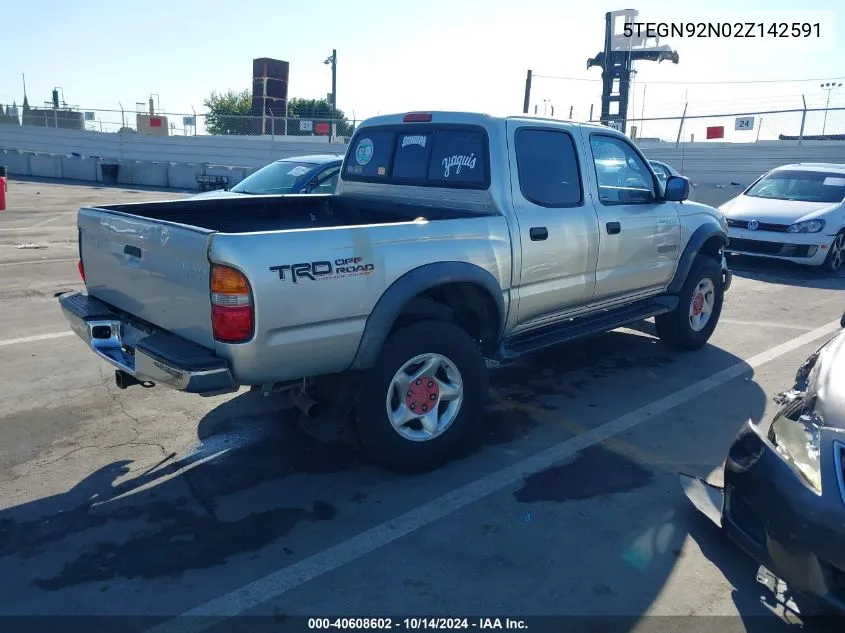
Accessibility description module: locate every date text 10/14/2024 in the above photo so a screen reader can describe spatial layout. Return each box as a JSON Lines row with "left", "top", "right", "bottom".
{"left": 308, "top": 618, "right": 528, "bottom": 630}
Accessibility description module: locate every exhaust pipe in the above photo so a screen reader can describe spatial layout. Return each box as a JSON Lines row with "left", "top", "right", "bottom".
{"left": 291, "top": 389, "right": 322, "bottom": 418}
{"left": 115, "top": 370, "right": 140, "bottom": 390}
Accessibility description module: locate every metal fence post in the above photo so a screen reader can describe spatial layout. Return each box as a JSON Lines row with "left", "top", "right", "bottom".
{"left": 675, "top": 103, "right": 688, "bottom": 148}
{"left": 798, "top": 94, "right": 807, "bottom": 145}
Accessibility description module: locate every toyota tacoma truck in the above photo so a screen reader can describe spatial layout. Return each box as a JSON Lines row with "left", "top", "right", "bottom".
{"left": 59, "top": 111, "right": 732, "bottom": 473}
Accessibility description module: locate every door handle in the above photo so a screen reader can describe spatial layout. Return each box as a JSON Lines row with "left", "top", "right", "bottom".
{"left": 606, "top": 222, "right": 621, "bottom": 235}
{"left": 529, "top": 227, "right": 548, "bottom": 241}
{"left": 124, "top": 245, "right": 142, "bottom": 258}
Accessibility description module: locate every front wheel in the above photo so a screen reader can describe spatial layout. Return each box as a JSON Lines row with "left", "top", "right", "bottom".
{"left": 821, "top": 230, "right": 845, "bottom": 274}
{"left": 354, "top": 320, "right": 488, "bottom": 474}
{"left": 656, "top": 254, "right": 724, "bottom": 351}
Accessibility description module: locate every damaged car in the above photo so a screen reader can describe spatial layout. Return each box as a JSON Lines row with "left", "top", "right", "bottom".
{"left": 681, "top": 312, "right": 845, "bottom": 615}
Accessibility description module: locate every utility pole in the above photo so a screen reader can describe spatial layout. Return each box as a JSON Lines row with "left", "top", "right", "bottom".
{"left": 821, "top": 81, "right": 842, "bottom": 137}
{"left": 523, "top": 70, "right": 532, "bottom": 114}
{"left": 325, "top": 50, "right": 337, "bottom": 140}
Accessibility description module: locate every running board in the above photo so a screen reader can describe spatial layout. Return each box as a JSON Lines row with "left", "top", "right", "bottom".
{"left": 497, "top": 296, "right": 678, "bottom": 361}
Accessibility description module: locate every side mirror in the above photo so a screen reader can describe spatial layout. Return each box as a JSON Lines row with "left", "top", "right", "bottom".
{"left": 664, "top": 175, "right": 690, "bottom": 202}
{"left": 840, "top": 311, "right": 845, "bottom": 328}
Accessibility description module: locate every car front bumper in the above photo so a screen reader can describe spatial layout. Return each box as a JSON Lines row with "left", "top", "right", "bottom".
{"left": 726, "top": 227, "right": 836, "bottom": 266}
{"left": 59, "top": 291, "right": 237, "bottom": 396}
{"left": 720, "top": 417, "right": 845, "bottom": 612}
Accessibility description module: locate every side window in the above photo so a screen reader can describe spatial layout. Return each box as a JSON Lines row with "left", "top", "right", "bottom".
{"left": 311, "top": 168, "right": 340, "bottom": 194}
{"left": 345, "top": 131, "right": 395, "bottom": 178}
{"left": 651, "top": 162, "right": 668, "bottom": 183}
{"left": 590, "top": 135, "right": 656, "bottom": 205}
{"left": 515, "top": 128, "right": 582, "bottom": 207}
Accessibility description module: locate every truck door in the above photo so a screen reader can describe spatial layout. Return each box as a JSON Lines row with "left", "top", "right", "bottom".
{"left": 581, "top": 131, "right": 681, "bottom": 304}
{"left": 506, "top": 122, "right": 601, "bottom": 326}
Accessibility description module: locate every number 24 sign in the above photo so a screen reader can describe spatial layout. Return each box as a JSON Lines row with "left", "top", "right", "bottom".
{"left": 735, "top": 117, "right": 755, "bottom": 131}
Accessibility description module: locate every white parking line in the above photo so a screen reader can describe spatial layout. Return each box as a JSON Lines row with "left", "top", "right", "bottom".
{"left": 148, "top": 318, "right": 843, "bottom": 632}
{"left": 0, "top": 257, "right": 76, "bottom": 267}
{"left": 0, "top": 224, "right": 77, "bottom": 232}
{"left": 720, "top": 318, "right": 813, "bottom": 331}
{"left": 0, "top": 331, "right": 73, "bottom": 347}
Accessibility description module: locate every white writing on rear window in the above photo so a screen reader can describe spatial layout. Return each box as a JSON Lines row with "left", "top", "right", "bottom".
{"left": 401, "top": 135, "right": 427, "bottom": 148}
{"left": 442, "top": 153, "right": 477, "bottom": 178}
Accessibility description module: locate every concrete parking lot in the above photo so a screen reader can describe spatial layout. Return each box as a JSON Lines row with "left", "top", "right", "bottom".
{"left": 1, "top": 178, "right": 844, "bottom": 632}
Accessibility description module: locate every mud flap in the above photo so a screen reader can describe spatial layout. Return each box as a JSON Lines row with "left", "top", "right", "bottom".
{"left": 679, "top": 473, "right": 724, "bottom": 528}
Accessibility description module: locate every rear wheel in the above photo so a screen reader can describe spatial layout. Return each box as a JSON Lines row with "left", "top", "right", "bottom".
{"left": 354, "top": 320, "right": 488, "bottom": 474}
{"left": 656, "top": 254, "right": 724, "bottom": 351}
{"left": 821, "top": 230, "right": 845, "bottom": 274}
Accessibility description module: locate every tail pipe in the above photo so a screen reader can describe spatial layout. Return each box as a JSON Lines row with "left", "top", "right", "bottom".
{"left": 291, "top": 389, "right": 322, "bottom": 418}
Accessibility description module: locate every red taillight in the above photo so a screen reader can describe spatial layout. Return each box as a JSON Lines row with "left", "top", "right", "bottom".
{"left": 403, "top": 112, "right": 432, "bottom": 122}
{"left": 211, "top": 304, "right": 253, "bottom": 343}
{"left": 78, "top": 259, "right": 85, "bottom": 281}
{"left": 210, "top": 264, "right": 253, "bottom": 343}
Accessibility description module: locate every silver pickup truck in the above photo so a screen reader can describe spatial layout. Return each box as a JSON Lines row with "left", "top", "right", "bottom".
{"left": 59, "top": 111, "right": 731, "bottom": 473}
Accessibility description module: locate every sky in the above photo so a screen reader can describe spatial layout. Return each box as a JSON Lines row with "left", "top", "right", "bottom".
{"left": 1, "top": 0, "right": 843, "bottom": 141}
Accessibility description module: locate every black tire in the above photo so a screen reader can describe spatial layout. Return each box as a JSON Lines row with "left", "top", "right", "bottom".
{"left": 354, "top": 320, "right": 488, "bottom": 474}
{"left": 821, "top": 230, "right": 845, "bottom": 274}
{"left": 656, "top": 254, "right": 724, "bottom": 351}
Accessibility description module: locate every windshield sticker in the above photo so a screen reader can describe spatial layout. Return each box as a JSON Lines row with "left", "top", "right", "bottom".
{"left": 823, "top": 176, "right": 845, "bottom": 187}
{"left": 442, "top": 153, "right": 477, "bottom": 178}
{"left": 286, "top": 166, "right": 310, "bottom": 177}
{"left": 347, "top": 165, "right": 363, "bottom": 174}
{"left": 377, "top": 167, "right": 386, "bottom": 175}
{"left": 401, "top": 135, "right": 427, "bottom": 149}
{"left": 355, "top": 138, "right": 374, "bottom": 165}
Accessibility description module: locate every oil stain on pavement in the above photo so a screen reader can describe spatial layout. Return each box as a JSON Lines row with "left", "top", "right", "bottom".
{"left": 513, "top": 445, "right": 654, "bottom": 503}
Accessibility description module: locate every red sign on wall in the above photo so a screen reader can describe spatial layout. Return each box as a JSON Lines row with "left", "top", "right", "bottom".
{"left": 706, "top": 126, "right": 724, "bottom": 139}
{"left": 149, "top": 117, "right": 163, "bottom": 128}
{"left": 314, "top": 122, "right": 330, "bottom": 135}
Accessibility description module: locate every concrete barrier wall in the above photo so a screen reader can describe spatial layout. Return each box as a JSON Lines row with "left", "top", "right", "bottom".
{"left": 639, "top": 140, "right": 845, "bottom": 188}
{"left": 2, "top": 125, "right": 844, "bottom": 202}
{"left": 0, "top": 125, "right": 346, "bottom": 168}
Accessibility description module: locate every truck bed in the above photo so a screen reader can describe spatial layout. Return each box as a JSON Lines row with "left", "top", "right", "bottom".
{"left": 100, "top": 193, "right": 483, "bottom": 234}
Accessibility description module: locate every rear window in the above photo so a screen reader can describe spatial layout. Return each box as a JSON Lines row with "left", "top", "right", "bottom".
{"left": 344, "top": 125, "right": 489, "bottom": 189}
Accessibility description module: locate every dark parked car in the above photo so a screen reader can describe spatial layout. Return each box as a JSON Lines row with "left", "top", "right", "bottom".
{"left": 682, "top": 313, "right": 845, "bottom": 615}
{"left": 192, "top": 154, "right": 344, "bottom": 199}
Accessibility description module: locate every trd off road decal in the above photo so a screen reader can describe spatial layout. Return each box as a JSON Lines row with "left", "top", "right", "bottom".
{"left": 269, "top": 257, "right": 375, "bottom": 284}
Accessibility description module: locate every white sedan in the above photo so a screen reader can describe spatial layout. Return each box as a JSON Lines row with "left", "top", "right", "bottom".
{"left": 719, "top": 163, "right": 845, "bottom": 273}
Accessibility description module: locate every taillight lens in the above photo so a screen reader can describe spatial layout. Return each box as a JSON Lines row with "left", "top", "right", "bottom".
{"left": 403, "top": 112, "right": 432, "bottom": 122}
{"left": 78, "top": 259, "right": 85, "bottom": 281}
{"left": 210, "top": 264, "right": 253, "bottom": 343}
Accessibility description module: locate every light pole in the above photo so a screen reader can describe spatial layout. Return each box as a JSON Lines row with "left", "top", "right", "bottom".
{"left": 820, "top": 82, "right": 842, "bottom": 137}
{"left": 324, "top": 49, "right": 337, "bottom": 140}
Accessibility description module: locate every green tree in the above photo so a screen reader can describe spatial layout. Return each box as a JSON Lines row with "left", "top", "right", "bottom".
{"left": 203, "top": 89, "right": 252, "bottom": 135}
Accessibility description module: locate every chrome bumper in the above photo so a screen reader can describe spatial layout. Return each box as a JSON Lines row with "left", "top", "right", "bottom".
{"left": 59, "top": 291, "right": 237, "bottom": 396}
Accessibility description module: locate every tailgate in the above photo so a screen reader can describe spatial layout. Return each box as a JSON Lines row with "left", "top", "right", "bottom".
{"left": 78, "top": 207, "right": 216, "bottom": 349}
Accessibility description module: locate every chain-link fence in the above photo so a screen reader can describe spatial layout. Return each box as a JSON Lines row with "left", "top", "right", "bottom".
{"left": 0, "top": 105, "right": 360, "bottom": 139}
{"left": 590, "top": 107, "right": 845, "bottom": 145}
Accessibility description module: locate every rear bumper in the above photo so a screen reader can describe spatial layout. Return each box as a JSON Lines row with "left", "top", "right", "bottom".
{"left": 59, "top": 291, "right": 237, "bottom": 396}
{"left": 721, "top": 418, "right": 845, "bottom": 613}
